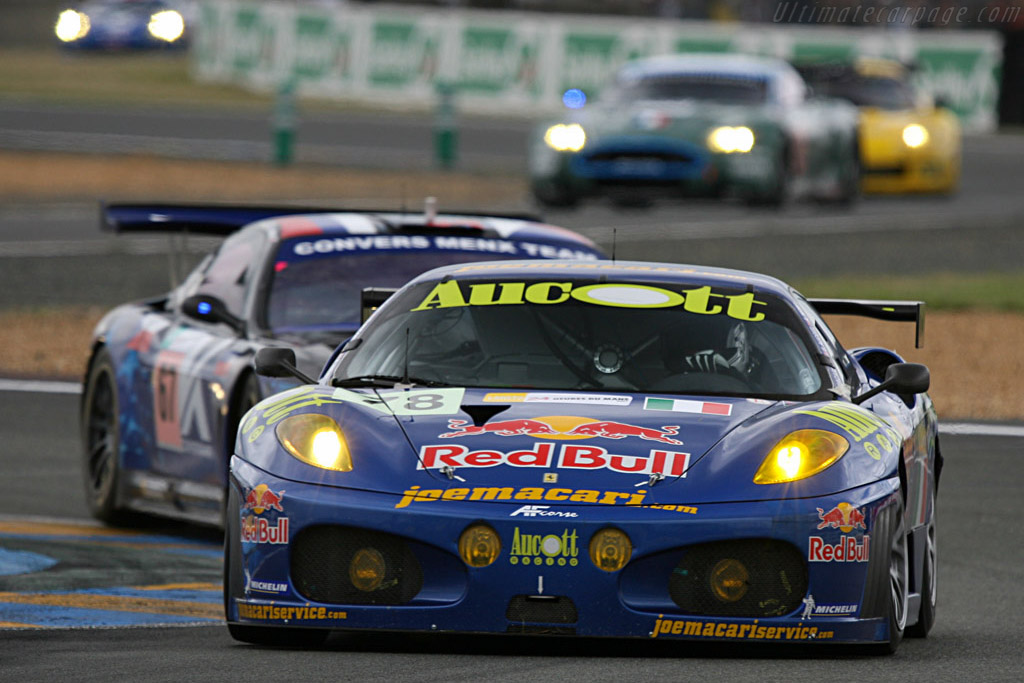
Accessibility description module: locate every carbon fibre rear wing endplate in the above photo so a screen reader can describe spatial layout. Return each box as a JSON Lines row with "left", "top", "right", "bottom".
{"left": 809, "top": 298, "right": 925, "bottom": 348}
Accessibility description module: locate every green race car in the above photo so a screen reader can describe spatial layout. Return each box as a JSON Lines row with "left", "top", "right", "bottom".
{"left": 529, "top": 53, "right": 861, "bottom": 208}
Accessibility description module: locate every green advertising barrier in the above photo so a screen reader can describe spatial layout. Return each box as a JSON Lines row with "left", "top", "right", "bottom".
{"left": 193, "top": 1, "right": 1002, "bottom": 132}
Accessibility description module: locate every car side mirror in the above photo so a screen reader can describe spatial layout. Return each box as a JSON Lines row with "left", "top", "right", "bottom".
{"left": 181, "top": 294, "right": 245, "bottom": 335}
{"left": 852, "top": 362, "right": 930, "bottom": 405}
{"left": 254, "top": 346, "right": 315, "bottom": 384}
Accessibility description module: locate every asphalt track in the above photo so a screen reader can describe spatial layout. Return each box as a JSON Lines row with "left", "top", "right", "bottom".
{"left": 0, "top": 102, "right": 1022, "bottom": 679}
{"left": 0, "top": 390, "right": 1021, "bottom": 680}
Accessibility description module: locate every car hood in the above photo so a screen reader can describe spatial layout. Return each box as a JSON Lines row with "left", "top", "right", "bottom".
{"left": 237, "top": 386, "right": 895, "bottom": 506}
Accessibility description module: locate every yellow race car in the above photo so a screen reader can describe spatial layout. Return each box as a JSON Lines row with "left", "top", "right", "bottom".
{"left": 797, "top": 59, "right": 960, "bottom": 194}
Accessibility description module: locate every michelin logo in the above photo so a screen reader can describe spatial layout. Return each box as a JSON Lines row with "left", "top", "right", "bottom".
{"left": 812, "top": 604, "right": 858, "bottom": 616}
{"left": 510, "top": 505, "right": 579, "bottom": 518}
{"left": 244, "top": 568, "right": 289, "bottom": 595}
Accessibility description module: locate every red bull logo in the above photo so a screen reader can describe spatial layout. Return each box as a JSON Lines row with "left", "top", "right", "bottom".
{"left": 243, "top": 484, "right": 285, "bottom": 515}
{"left": 440, "top": 416, "right": 682, "bottom": 445}
{"left": 419, "top": 442, "right": 690, "bottom": 477}
{"left": 241, "top": 515, "right": 289, "bottom": 544}
{"left": 816, "top": 502, "right": 867, "bottom": 532}
{"left": 808, "top": 535, "right": 870, "bottom": 562}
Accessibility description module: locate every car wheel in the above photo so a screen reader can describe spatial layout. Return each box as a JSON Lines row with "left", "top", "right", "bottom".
{"left": 873, "top": 491, "right": 908, "bottom": 654}
{"left": 81, "top": 348, "right": 127, "bottom": 524}
{"left": 228, "top": 372, "right": 261, "bottom": 458}
{"left": 832, "top": 137, "right": 861, "bottom": 205}
{"left": 531, "top": 180, "right": 579, "bottom": 209}
{"left": 744, "top": 150, "right": 790, "bottom": 208}
{"left": 907, "top": 486, "right": 938, "bottom": 638}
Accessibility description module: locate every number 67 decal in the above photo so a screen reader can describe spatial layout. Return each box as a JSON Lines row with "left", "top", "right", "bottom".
{"left": 153, "top": 350, "right": 186, "bottom": 449}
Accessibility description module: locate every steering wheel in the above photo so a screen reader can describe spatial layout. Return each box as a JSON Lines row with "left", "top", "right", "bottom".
{"left": 531, "top": 310, "right": 659, "bottom": 390}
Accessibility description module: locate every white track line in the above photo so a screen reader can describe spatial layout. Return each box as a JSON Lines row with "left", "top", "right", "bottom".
{"left": 1, "top": 378, "right": 1020, "bottom": 437}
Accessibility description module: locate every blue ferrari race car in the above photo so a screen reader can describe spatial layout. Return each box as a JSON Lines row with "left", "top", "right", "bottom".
{"left": 226, "top": 260, "right": 940, "bottom": 653}
{"left": 80, "top": 203, "right": 603, "bottom": 527}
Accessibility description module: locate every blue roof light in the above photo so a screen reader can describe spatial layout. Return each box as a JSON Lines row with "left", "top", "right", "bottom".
{"left": 197, "top": 301, "right": 212, "bottom": 315}
{"left": 562, "top": 88, "right": 587, "bottom": 109}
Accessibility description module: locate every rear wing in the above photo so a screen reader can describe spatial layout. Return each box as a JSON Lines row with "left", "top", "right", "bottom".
{"left": 102, "top": 203, "right": 343, "bottom": 236}
{"left": 809, "top": 298, "right": 925, "bottom": 348}
{"left": 102, "top": 202, "right": 545, "bottom": 236}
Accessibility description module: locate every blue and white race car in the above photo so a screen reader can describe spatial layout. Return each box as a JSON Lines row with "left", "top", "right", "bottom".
{"left": 225, "top": 259, "right": 940, "bottom": 653}
{"left": 80, "top": 203, "right": 603, "bottom": 527}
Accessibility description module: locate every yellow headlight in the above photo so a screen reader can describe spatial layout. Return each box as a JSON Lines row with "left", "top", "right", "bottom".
{"left": 753, "top": 429, "right": 849, "bottom": 484}
{"left": 707, "top": 126, "right": 755, "bottom": 153}
{"left": 544, "top": 123, "right": 586, "bottom": 152}
{"left": 902, "top": 123, "right": 929, "bottom": 148}
{"left": 275, "top": 414, "right": 352, "bottom": 471}
{"left": 709, "top": 558, "right": 749, "bottom": 602}
{"left": 589, "top": 528, "right": 632, "bottom": 572}
{"left": 349, "top": 547, "right": 386, "bottom": 591}
{"left": 55, "top": 9, "right": 90, "bottom": 42}
{"left": 458, "top": 524, "right": 501, "bottom": 567}
{"left": 148, "top": 10, "right": 185, "bottom": 43}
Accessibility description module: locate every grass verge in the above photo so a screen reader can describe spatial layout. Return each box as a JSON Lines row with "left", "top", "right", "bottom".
{"left": 793, "top": 272, "right": 1024, "bottom": 313}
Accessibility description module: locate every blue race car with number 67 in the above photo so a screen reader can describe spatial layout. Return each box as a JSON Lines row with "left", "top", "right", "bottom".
{"left": 226, "top": 259, "right": 940, "bottom": 653}
{"left": 80, "top": 203, "right": 603, "bottom": 527}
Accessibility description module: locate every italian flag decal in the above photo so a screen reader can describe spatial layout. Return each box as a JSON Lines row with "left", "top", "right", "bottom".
{"left": 644, "top": 397, "right": 732, "bottom": 416}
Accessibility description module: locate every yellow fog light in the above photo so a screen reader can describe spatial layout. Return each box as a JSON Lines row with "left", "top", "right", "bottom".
{"left": 275, "top": 414, "right": 352, "bottom": 471}
{"left": 707, "top": 126, "right": 755, "bottom": 153}
{"left": 459, "top": 524, "right": 501, "bottom": 567}
{"left": 544, "top": 123, "right": 586, "bottom": 152}
{"left": 902, "top": 124, "right": 929, "bottom": 148}
{"left": 754, "top": 429, "right": 849, "bottom": 484}
{"left": 710, "top": 558, "right": 749, "bottom": 602}
{"left": 349, "top": 547, "right": 386, "bottom": 592}
{"left": 589, "top": 528, "right": 632, "bottom": 572}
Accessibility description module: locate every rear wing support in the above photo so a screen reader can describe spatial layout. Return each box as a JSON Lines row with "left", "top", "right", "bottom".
{"left": 809, "top": 299, "right": 925, "bottom": 348}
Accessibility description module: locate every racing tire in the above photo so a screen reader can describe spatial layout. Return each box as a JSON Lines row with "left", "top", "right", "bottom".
{"left": 531, "top": 180, "right": 579, "bottom": 209}
{"left": 81, "top": 347, "right": 128, "bottom": 525}
{"left": 871, "top": 492, "right": 909, "bottom": 654}
{"left": 907, "top": 486, "right": 938, "bottom": 638}
{"left": 225, "top": 372, "right": 261, "bottom": 467}
{"left": 824, "top": 136, "right": 861, "bottom": 206}
{"left": 220, "top": 372, "right": 262, "bottom": 527}
{"left": 744, "top": 149, "right": 790, "bottom": 208}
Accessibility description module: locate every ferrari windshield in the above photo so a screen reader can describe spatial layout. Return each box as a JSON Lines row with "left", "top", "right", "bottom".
{"left": 332, "top": 278, "right": 827, "bottom": 398}
{"left": 265, "top": 237, "right": 596, "bottom": 330}
{"left": 613, "top": 73, "right": 769, "bottom": 105}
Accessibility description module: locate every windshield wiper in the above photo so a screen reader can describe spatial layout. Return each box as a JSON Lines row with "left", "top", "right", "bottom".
{"left": 331, "top": 374, "right": 451, "bottom": 388}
